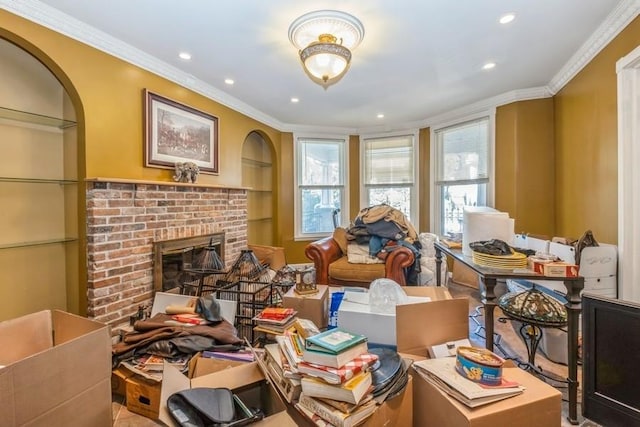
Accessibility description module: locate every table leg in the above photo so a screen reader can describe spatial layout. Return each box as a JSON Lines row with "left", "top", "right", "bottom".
{"left": 564, "top": 279, "right": 583, "bottom": 425}
{"left": 435, "top": 246, "right": 443, "bottom": 287}
{"left": 480, "top": 276, "right": 498, "bottom": 351}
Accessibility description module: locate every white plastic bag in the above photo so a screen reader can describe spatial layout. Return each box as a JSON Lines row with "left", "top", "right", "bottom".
{"left": 369, "top": 278, "right": 408, "bottom": 314}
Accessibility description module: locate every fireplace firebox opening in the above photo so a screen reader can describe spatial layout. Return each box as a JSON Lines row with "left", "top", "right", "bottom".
{"left": 152, "top": 233, "right": 225, "bottom": 293}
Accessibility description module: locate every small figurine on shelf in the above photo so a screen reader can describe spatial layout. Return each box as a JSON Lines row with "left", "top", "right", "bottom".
{"left": 173, "top": 161, "right": 200, "bottom": 183}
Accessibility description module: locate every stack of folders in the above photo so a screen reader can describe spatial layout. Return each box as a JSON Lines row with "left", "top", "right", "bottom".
{"left": 412, "top": 357, "right": 525, "bottom": 408}
{"left": 294, "top": 328, "right": 380, "bottom": 427}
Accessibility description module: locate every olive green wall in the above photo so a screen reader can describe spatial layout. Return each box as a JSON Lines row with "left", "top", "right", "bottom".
{"left": 554, "top": 16, "right": 640, "bottom": 244}
{"left": 495, "top": 99, "right": 555, "bottom": 237}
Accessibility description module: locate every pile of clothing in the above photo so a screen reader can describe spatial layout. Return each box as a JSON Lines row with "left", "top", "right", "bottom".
{"left": 345, "top": 204, "right": 421, "bottom": 284}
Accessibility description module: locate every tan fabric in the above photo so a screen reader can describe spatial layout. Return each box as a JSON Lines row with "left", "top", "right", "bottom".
{"left": 346, "top": 243, "right": 384, "bottom": 264}
{"left": 248, "top": 244, "right": 287, "bottom": 270}
{"left": 329, "top": 257, "right": 385, "bottom": 283}
{"left": 332, "top": 227, "right": 349, "bottom": 254}
{"left": 355, "top": 204, "right": 418, "bottom": 241}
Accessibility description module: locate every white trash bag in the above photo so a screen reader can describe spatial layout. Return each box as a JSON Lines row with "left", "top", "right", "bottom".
{"left": 369, "top": 278, "right": 408, "bottom": 314}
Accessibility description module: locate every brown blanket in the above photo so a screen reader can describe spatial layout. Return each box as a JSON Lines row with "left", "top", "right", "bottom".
{"left": 113, "top": 313, "right": 243, "bottom": 356}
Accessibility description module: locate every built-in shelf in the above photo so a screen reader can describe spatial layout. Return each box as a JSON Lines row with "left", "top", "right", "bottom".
{"left": 241, "top": 157, "right": 272, "bottom": 168}
{"left": 0, "top": 237, "right": 78, "bottom": 250}
{"left": 0, "top": 177, "right": 77, "bottom": 184}
{"left": 86, "top": 177, "right": 249, "bottom": 190}
{"left": 248, "top": 217, "right": 273, "bottom": 222}
{"left": 0, "top": 106, "right": 76, "bottom": 129}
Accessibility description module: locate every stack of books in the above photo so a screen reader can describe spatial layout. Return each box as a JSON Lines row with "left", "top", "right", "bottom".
{"left": 253, "top": 307, "right": 298, "bottom": 335}
{"left": 295, "top": 328, "right": 379, "bottom": 427}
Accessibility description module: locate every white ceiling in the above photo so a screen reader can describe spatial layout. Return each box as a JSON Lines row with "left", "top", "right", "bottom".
{"left": 4, "top": 0, "right": 638, "bottom": 133}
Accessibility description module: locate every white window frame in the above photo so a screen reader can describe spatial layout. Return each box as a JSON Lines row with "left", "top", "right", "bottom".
{"left": 294, "top": 134, "right": 349, "bottom": 240}
{"left": 430, "top": 110, "right": 496, "bottom": 235}
{"left": 359, "top": 131, "right": 419, "bottom": 226}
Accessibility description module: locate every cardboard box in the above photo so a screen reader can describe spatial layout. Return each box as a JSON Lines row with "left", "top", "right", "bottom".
{"left": 337, "top": 286, "right": 451, "bottom": 347}
{"left": 0, "top": 310, "right": 112, "bottom": 427}
{"left": 283, "top": 284, "right": 329, "bottom": 329}
{"left": 126, "top": 375, "right": 162, "bottom": 419}
{"left": 395, "top": 299, "right": 562, "bottom": 427}
{"left": 159, "top": 358, "right": 298, "bottom": 426}
{"left": 112, "top": 366, "right": 134, "bottom": 397}
{"left": 542, "top": 262, "right": 579, "bottom": 277}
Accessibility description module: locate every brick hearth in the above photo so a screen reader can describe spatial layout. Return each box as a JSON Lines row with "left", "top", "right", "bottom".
{"left": 85, "top": 179, "right": 248, "bottom": 325}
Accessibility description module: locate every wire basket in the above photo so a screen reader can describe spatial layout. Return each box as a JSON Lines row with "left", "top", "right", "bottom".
{"left": 214, "top": 280, "right": 279, "bottom": 343}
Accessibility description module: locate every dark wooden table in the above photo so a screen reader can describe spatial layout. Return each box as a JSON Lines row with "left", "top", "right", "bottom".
{"left": 434, "top": 241, "right": 584, "bottom": 425}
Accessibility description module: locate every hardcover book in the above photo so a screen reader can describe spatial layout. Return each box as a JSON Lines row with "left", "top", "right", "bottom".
{"left": 300, "top": 371, "right": 372, "bottom": 405}
{"left": 305, "top": 328, "right": 367, "bottom": 354}
{"left": 298, "top": 393, "right": 377, "bottom": 427}
{"left": 302, "top": 341, "right": 368, "bottom": 369}
{"left": 298, "top": 352, "right": 379, "bottom": 384}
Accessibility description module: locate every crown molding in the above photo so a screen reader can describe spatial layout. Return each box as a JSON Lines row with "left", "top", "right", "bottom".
{"left": 1, "top": 0, "right": 287, "bottom": 131}
{"left": 548, "top": 0, "right": 640, "bottom": 94}
{"left": 4, "top": 0, "right": 637, "bottom": 133}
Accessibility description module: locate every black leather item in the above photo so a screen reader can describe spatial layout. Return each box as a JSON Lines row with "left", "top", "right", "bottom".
{"left": 195, "top": 295, "right": 223, "bottom": 322}
{"left": 167, "top": 388, "right": 262, "bottom": 427}
{"left": 168, "top": 388, "right": 235, "bottom": 426}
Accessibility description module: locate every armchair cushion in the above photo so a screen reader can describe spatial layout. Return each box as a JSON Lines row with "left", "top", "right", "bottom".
{"left": 332, "top": 227, "right": 349, "bottom": 254}
{"left": 328, "top": 257, "right": 386, "bottom": 284}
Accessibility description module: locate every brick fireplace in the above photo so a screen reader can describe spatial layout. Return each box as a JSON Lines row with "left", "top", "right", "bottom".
{"left": 85, "top": 179, "right": 248, "bottom": 325}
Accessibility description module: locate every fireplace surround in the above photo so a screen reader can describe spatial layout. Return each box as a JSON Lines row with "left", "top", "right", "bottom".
{"left": 86, "top": 178, "right": 248, "bottom": 326}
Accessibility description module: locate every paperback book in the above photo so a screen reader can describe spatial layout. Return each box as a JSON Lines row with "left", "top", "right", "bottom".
{"left": 298, "top": 353, "right": 379, "bottom": 384}
{"left": 412, "top": 357, "right": 524, "bottom": 408}
{"left": 300, "top": 371, "right": 373, "bottom": 405}
{"left": 298, "top": 393, "right": 377, "bottom": 427}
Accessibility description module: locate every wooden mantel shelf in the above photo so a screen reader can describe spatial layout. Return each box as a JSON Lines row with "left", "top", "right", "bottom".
{"left": 86, "top": 177, "right": 249, "bottom": 191}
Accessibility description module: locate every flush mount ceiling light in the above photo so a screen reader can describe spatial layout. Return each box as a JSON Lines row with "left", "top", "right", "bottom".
{"left": 288, "top": 10, "right": 364, "bottom": 88}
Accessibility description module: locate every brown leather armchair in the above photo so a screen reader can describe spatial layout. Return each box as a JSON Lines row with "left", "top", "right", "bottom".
{"left": 305, "top": 236, "right": 415, "bottom": 288}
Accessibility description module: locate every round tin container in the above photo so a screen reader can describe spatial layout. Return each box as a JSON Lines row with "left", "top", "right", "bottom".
{"left": 455, "top": 346, "right": 504, "bottom": 386}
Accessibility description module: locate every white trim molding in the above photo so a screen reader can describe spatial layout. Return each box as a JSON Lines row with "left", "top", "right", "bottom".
{"left": 617, "top": 44, "right": 640, "bottom": 302}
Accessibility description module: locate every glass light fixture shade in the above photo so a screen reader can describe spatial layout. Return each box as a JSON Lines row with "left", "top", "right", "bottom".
{"left": 289, "top": 10, "right": 364, "bottom": 88}
{"left": 497, "top": 286, "right": 568, "bottom": 327}
{"left": 300, "top": 39, "right": 351, "bottom": 84}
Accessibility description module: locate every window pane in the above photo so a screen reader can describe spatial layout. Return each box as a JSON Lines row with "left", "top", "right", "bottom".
{"left": 300, "top": 140, "right": 343, "bottom": 185}
{"left": 437, "top": 119, "right": 488, "bottom": 181}
{"left": 301, "top": 188, "right": 343, "bottom": 233}
{"left": 440, "top": 183, "right": 487, "bottom": 236}
{"left": 367, "top": 187, "right": 411, "bottom": 218}
{"left": 364, "top": 136, "right": 413, "bottom": 184}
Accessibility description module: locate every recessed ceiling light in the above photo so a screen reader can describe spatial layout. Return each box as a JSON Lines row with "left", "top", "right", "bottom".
{"left": 377, "top": 113, "right": 384, "bottom": 119}
{"left": 483, "top": 62, "right": 496, "bottom": 70}
{"left": 499, "top": 13, "right": 515, "bottom": 24}
{"left": 178, "top": 52, "right": 191, "bottom": 60}
{"left": 291, "top": 97, "right": 299, "bottom": 103}
{"left": 224, "top": 78, "right": 234, "bottom": 85}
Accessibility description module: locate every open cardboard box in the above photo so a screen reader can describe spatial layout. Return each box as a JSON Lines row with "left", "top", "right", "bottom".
{"left": 337, "top": 286, "right": 452, "bottom": 347}
{"left": 395, "top": 297, "right": 562, "bottom": 427}
{"left": 159, "top": 359, "right": 298, "bottom": 426}
{"left": 0, "top": 310, "right": 112, "bottom": 427}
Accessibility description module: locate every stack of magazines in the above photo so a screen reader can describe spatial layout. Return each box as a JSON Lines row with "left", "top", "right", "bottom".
{"left": 412, "top": 357, "right": 524, "bottom": 408}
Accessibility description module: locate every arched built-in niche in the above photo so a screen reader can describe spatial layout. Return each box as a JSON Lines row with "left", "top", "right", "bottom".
{"left": 0, "top": 36, "right": 81, "bottom": 320}
{"left": 242, "top": 131, "right": 275, "bottom": 245}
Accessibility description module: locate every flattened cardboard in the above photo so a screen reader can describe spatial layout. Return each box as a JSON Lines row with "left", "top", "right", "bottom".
{"left": 159, "top": 360, "right": 297, "bottom": 426}
{"left": 0, "top": 310, "right": 112, "bottom": 427}
{"left": 396, "top": 298, "right": 470, "bottom": 357}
